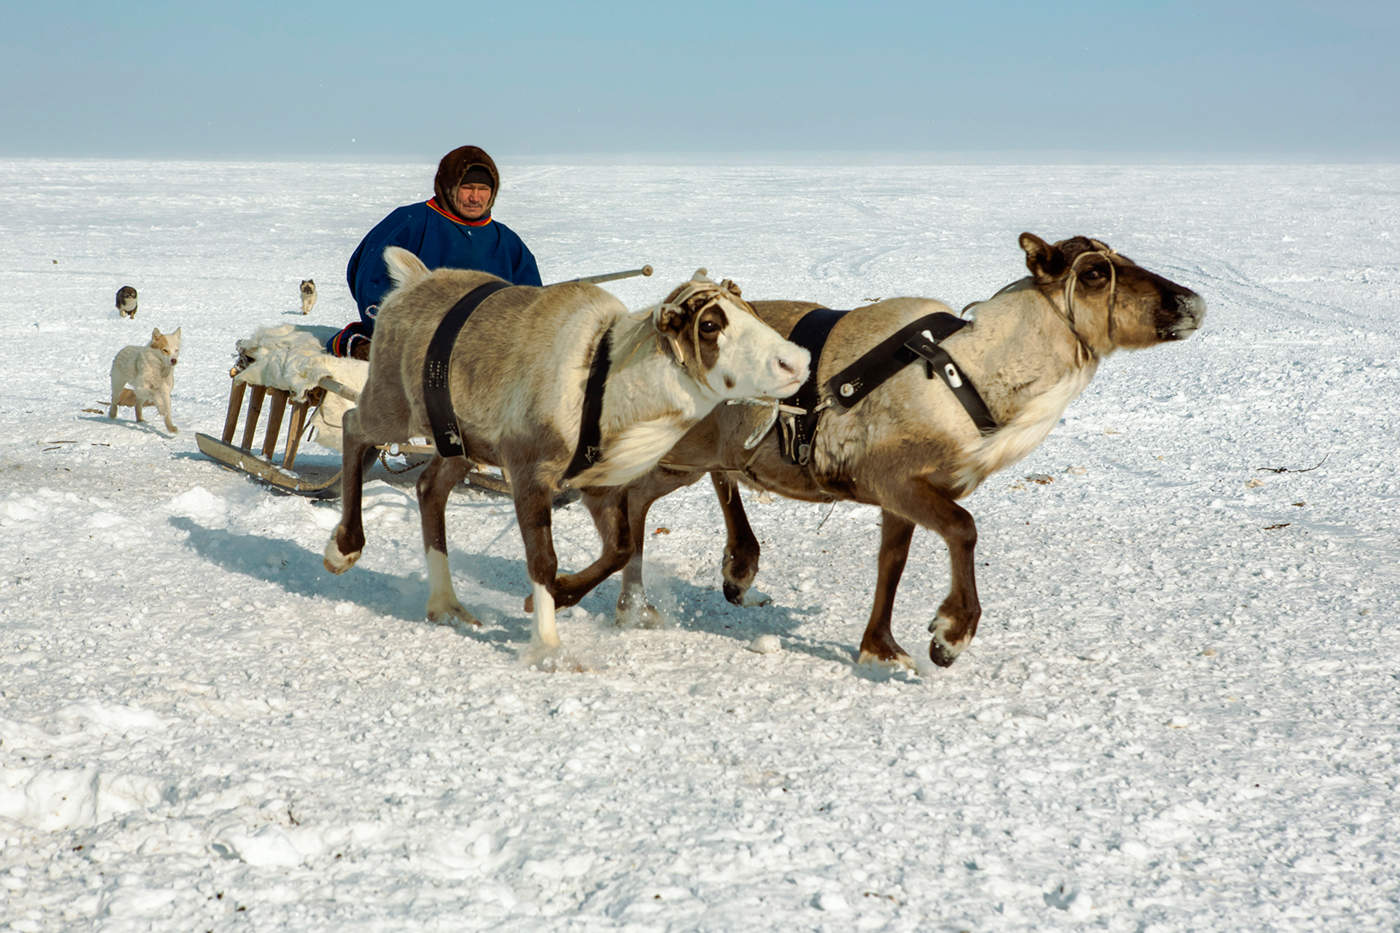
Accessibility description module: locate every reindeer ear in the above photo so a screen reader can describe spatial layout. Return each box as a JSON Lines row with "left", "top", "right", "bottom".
{"left": 720, "top": 278, "right": 742, "bottom": 298}
{"left": 1020, "top": 232, "right": 1064, "bottom": 283}
{"left": 653, "top": 303, "right": 689, "bottom": 364}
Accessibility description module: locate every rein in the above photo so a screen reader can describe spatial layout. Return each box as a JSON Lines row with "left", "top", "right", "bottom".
{"left": 1060, "top": 247, "right": 1119, "bottom": 362}
{"left": 651, "top": 279, "right": 745, "bottom": 381}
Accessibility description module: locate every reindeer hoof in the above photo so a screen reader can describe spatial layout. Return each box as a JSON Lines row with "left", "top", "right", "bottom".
{"left": 857, "top": 649, "right": 916, "bottom": 671}
{"left": 722, "top": 581, "right": 771, "bottom": 607}
{"left": 616, "top": 588, "right": 664, "bottom": 628}
{"left": 427, "top": 600, "right": 480, "bottom": 627}
{"left": 617, "top": 601, "right": 664, "bottom": 629}
{"left": 929, "top": 638, "right": 961, "bottom": 668}
{"left": 928, "top": 614, "right": 971, "bottom": 668}
{"left": 322, "top": 539, "right": 359, "bottom": 574}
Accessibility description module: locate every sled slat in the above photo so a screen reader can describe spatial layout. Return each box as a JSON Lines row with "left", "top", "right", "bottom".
{"left": 284, "top": 398, "right": 312, "bottom": 469}
{"left": 241, "top": 386, "right": 267, "bottom": 450}
{"left": 263, "top": 389, "right": 289, "bottom": 458}
{"left": 221, "top": 380, "right": 247, "bottom": 444}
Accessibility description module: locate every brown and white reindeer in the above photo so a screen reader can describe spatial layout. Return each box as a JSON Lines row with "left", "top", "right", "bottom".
{"left": 322, "top": 247, "right": 809, "bottom": 657}
{"left": 569, "top": 233, "right": 1206, "bottom": 668}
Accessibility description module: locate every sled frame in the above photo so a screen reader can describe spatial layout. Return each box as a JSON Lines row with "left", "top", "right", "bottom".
{"left": 196, "top": 373, "right": 521, "bottom": 500}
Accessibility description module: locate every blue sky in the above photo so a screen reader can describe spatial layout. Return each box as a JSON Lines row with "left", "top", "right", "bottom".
{"left": 5, "top": 0, "right": 1397, "bottom": 160}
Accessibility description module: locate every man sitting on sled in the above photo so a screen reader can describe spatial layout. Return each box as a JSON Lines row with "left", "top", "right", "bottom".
{"left": 326, "top": 145, "right": 542, "bottom": 359}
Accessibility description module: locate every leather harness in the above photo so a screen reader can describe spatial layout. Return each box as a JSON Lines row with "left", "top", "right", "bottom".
{"left": 564, "top": 334, "right": 612, "bottom": 480}
{"left": 423, "top": 281, "right": 612, "bottom": 481}
{"left": 779, "top": 307, "right": 998, "bottom": 465}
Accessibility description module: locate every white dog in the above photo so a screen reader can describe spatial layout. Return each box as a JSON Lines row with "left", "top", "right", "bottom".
{"left": 108, "top": 327, "right": 182, "bottom": 434}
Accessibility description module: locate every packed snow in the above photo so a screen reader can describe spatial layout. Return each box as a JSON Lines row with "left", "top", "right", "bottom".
{"left": 1, "top": 158, "right": 1398, "bottom": 931}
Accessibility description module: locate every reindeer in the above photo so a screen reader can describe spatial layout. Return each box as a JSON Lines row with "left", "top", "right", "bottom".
{"left": 571, "top": 233, "right": 1206, "bottom": 668}
{"left": 322, "top": 247, "right": 809, "bottom": 657}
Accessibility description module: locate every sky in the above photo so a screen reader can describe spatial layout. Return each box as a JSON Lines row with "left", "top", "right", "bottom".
{"left": 5, "top": 0, "right": 1399, "bottom": 161}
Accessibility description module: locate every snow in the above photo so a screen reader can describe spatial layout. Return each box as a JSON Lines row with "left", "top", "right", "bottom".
{"left": 2, "top": 157, "right": 1399, "bottom": 931}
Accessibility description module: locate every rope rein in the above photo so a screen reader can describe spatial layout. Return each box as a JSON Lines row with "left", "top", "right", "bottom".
{"left": 1060, "top": 246, "right": 1119, "bottom": 364}
{"left": 657, "top": 280, "right": 744, "bottom": 381}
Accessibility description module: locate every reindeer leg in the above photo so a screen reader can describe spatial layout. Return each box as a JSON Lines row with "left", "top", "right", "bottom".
{"left": 712, "top": 472, "right": 765, "bottom": 606}
{"left": 927, "top": 498, "right": 979, "bottom": 667}
{"left": 615, "top": 485, "right": 661, "bottom": 627}
{"left": 615, "top": 469, "right": 703, "bottom": 626}
{"left": 880, "top": 478, "right": 980, "bottom": 667}
{"left": 416, "top": 455, "right": 478, "bottom": 625}
{"left": 323, "top": 410, "right": 378, "bottom": 574}
{"left": 548, "top": 486, "right": 631, "bottom": 609}
{"left": 509, "top": 468, "right": 562, "bottom": 651}
{"left": 857, "top": 511, "right": 917, "bottom": 668}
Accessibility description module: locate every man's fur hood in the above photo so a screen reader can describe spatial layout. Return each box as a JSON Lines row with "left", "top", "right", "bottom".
{"left": 434, "top": 146, "right": 500, "bottom": 217}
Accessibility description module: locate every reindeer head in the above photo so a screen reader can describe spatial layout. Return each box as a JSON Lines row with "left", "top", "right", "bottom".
{"left": 1020, "top": 233, "right": 1205, "bottom": 357}
{"left": 654, "top": 270, "right": 809, "bottom": 401}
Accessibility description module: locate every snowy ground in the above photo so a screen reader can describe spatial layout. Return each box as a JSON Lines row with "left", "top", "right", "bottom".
{"left": 1, "top": 158, "right": 1398, "bottom": 931}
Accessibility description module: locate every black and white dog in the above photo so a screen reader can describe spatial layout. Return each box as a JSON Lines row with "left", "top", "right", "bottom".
{"left": 115, "top": 285, "right": 138, "bottom": 318}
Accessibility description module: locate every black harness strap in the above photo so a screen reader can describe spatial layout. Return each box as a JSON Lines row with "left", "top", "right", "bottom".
{"left": 783, "top": 308, "right": 849, "bottom": 464}
{"left": 423, "top": 280, "right": 512, "bottom": 457}
{"left": 564, "top": 333, "right": 613, "bottom": 481}
{"left": 825, "top": 312, "right": 997, "bottom": 435}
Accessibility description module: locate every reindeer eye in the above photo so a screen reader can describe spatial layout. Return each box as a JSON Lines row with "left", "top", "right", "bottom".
{"left": 1081, "top": 265, "right": 1108, "bottom": 284}
{"left": 699, "top": 319, "right": 722, "bottom": 336}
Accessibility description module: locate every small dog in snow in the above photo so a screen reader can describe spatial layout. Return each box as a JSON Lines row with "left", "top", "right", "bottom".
{"left": 300, "top": 279, "right": 317, "bottom": 314}
{"left": 115, "top": 285, "right": 138, "bottom": 318}
{"left": 108, "top": 326, "right": 182, "bottom": 434}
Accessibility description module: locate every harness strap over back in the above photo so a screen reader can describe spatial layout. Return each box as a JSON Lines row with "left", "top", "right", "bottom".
{"left": 563, "top": 333, "right": 613, "bottom": 481}
{"left": 784, "top": 308, "right": 849, "bottom": 464}
{"left": 423, "top": 280, "right": 513, "bottom": 457}
{"left": 826, "top": 312, "right": 998, "bottom": 436}
{"left": 776, "top": 309, "right": 998, "bottom": 466}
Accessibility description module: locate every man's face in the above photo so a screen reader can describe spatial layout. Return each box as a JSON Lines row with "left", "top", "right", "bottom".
{"left": 453, "top": 182, "right": 492, "bottom": 220}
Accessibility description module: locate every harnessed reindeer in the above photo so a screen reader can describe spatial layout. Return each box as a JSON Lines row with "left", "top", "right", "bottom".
{"left": 571, "top": 233, "right": 1206, "bottom": 668}
{"left": 323, "top": 249, "right": 810, "bottom": 658}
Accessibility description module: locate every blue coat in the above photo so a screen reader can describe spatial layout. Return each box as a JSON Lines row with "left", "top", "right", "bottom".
{"left": 328, "top": 198, "right": 541, "bottom": 356}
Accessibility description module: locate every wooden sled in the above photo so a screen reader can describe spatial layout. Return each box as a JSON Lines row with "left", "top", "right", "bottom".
{"left": 196, "top": 370, "right": 542, "bottom": 502}
{"left": 196, "top": 373, "right": 358, "bottom": 497}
